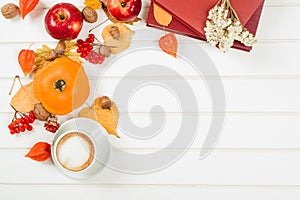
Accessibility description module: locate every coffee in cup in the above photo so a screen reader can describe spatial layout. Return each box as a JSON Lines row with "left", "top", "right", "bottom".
{"left": 55, "top": 132, "right": 95, "bottom": 172}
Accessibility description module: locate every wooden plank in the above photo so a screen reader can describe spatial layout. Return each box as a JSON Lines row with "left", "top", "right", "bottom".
{"left": 2, "top": 78, "right": 300, "bottom": 113}
{"left": 1, "top": 114, "right": 300, "bottom": 149}
{"left": 2, "top": 149, "right": 300, "bottom": 185}
{"left": 2, "top": 185, "right": 300, "bottom": 200}
{"left": 0, "top": 42, "right": 299, "bottom": 78}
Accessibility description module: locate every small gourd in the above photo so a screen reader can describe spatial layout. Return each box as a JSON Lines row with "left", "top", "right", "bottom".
{"left": 33, "top": 57, "right": 90, "bottom": 115}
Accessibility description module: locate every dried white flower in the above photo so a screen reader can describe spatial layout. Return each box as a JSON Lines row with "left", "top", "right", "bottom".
{"left": 204, "top": 0, "right": 257, "bottom": 52}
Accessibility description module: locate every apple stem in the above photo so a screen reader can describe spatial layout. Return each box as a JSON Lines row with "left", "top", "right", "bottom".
{"left": 121, "top": 1, "right": 127, "bottom": 7}
{"left": 89, "top": 18, "right": 109, "bottom": 33}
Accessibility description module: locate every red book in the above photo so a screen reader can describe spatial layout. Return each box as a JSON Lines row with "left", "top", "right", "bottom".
{"left": 146, "top": 0, "right": 265, "bottom": 52}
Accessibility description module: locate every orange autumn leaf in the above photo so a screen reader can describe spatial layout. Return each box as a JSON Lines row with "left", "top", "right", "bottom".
{"left": 153, "top": 3, "right": 172, "bottom": 26}
{"left": 19, "top": 0, "right": 39, "bottom": 19}
{"left": 18, "top": 49, "right": 35, "bottom": 76}
{"left": 25, "top": 142, "right": 51, "bottom": 162}
{"left": 158, "top": 32, "right": 178, "bottom": 58}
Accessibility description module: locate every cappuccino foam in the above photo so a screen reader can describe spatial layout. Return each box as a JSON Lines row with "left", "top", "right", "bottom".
{"left": 56, "top": 132, "right": 94, "bottom": 172}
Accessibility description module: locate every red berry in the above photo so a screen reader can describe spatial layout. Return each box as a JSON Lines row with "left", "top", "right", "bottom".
{"left": 8, "top": 124, "right": 13, "bottom": 130}
{"left": 29, "top": 111, "right": 35, "bottom": 118}
{"left": 28, "top": 116, "right": 34, "bottom": 123}
{"left": 10, "top": 129, "right": 15, "bottom": 135}
{"left": 81, "top": 52, "right": 88, "bottom": 58}
{"left": 83, "top": 42, "right": 90, "bottom": 47}
{"left": 89, "top": 33, "right": 95, "bottom": 39}
{"left": 86, "top": 50, "right": 92, "bottom": 55}
{"left": 26, "top": 125, "right": 33, "bottom": 131}
{"left": 77, "top": 48, "right": 82, "bottom": 53}
{"left": 83, "top": 47, "right": 89, "bottom": 52}
{"left": 21, "top": 118, "right": 26, "bottom": 124}
{"left": 15, "top": 118, "right": 21, "bottom": 124}
{"left": 11, "top": 121, "right": 17, "bottom": 127}
{"left": 19, "top": 125, "right": 25, "bottom": 132}
{"left": 78, "top": 43, "right": 83, "bottom": 48}
{"left": 23, "top": 117, "right": 29, "bottom": 124}
{"left": 85, "top": 38, "right": 93, "bottom": 43}
{"left": 77, "top": 39, "right": 83, "bottom": 44}
{"left": 14, "top": 127, "right": 20, "bottom": 134}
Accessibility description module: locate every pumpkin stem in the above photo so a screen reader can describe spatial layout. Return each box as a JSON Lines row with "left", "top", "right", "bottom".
{"left": 54, "top": 79, "right": 66, "bottom": 92}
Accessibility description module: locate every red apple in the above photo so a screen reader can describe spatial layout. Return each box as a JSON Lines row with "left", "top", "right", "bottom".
{"left": 107, "top": 0, "right": 142, "bottom": 21}
{"left": 45, "top": 3, "right": 83, "bottom": 40}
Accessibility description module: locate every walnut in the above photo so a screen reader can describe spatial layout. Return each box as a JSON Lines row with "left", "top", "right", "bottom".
{"left": 109, "top": 26, "right": 120, "bottom": 40}
{"left": 1, "top": 3, "right": 19, "bottom": 19}
{"left": 33, "top": 103, "right": 51, "bottom": 121}
{"left": 82, "top": 7, "right": 98, "bottom": 23}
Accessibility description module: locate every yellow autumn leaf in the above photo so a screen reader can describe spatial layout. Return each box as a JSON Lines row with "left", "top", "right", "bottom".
{"left": 79, "top": 96, "right": 120, "bottom": 138}
{"left": 84, "top": 0, "right": 102, "bottom": 10}
{"left": 153, "top": 3, "right": 172, "bottom": 27}
{"left": 11, "top": 82, "right": 40, "bottom": 112}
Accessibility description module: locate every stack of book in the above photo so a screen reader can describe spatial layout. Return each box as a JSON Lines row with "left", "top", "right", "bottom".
{"left": 146, "top": 0, "right": 265, "bottom": 52}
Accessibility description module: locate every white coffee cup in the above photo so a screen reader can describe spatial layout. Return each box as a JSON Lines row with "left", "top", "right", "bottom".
{"left": 51, "top": 118, "right": 111, "bottom": 179}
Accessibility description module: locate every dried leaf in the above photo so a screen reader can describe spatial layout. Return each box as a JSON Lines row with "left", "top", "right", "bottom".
{"left": 158, "top": 32, "right": 178, "bottom": 57}
{"left": 79, "top": 107, "right": 97, "bottom": 121}
{"left": 84, "top": 0, "right": 102, "bottom": 9}
{"left": 94, "top": 97, "right": 119, "bottom": 138}
{"left": 25, "top": 142, "right": 51, "bottom": 162}
{"left": 19, "top": 0, "right": 39, "bottom": 19}
{"left": 18, "top": 49, "right": 35, "bottom": 76}
{"left": 102, "top": 23, "right": 134, "bottom": 54}
{"left": 11, "top": 82, "right": 40, "bottom": 113}
{"left": 153, "top": 3, "right": 172, "bottom": 26}
{"left": 79, "top": 96, "right": 120, "bottom": 138}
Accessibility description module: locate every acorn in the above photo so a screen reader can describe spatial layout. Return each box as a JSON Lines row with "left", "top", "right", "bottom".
{"left": 101, "top": 96, "right": 112, "bottom": 110}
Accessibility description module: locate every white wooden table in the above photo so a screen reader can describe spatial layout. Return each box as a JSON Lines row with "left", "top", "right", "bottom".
{"left": 1, "top": 0, "right": 300, "bottom": 199}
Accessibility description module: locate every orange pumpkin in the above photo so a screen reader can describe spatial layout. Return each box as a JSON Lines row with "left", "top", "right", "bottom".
{"left": 33, "top": 57, "right": 90, "bottom": 115}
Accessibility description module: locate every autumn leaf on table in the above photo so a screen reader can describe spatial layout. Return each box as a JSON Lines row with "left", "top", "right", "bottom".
{"left": 158, "top": 32, "right": 178, "bottom": 58}
{"left": 19, "top": 0, "right": 39, "bottom": 19}
{"left": 11, "top": 82, "right": 40, "bottom": 113}
{"left": 153, "top": 3, "right": 172, "bottom": 26}
{"left": 153, "top": 3, "right": 178, "bottom": 57}
{"left": 79, "top": 96, "right": 120, "bottom": 138}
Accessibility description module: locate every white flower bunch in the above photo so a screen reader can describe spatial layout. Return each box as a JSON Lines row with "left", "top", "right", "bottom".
{"left": 204, "top": 0, "right": 256, "bottom": 52}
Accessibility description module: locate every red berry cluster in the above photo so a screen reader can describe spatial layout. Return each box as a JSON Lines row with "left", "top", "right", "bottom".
{"left": 8, "top": 111, "right": 36, "bottom": 135}
{"left": 76, "top": 34, "right": 106, "bottom": 64}
{"left": 77, "top": 34, "right": 94, "bottom": 58}
{"left": 86, "top": 51, "right": 105, "bottom": 64}
{"left": 44, "top": 115, "right": 60, "bottom": 133}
